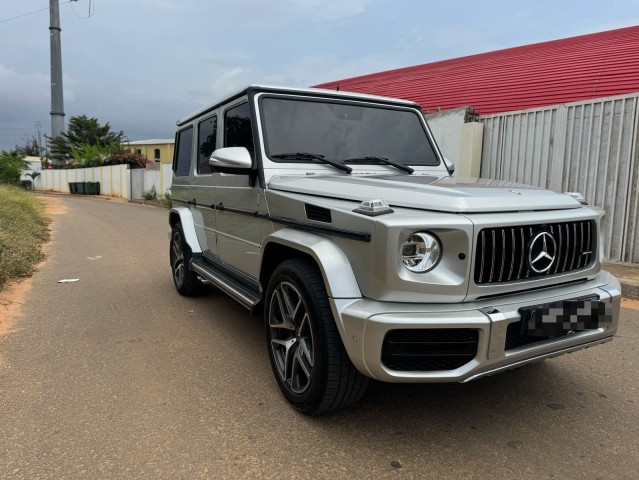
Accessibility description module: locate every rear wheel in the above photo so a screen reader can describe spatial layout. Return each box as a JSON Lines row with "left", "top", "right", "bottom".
{"left": 265, "top": 258, "right": 368, "bottom": 414}
{"left": 170, "top": 222, "right": 209, "bottom": 296}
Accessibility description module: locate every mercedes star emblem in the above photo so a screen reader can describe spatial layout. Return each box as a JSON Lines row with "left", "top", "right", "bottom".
{"left": 528, "top": 231, "right": 557, "bottom": 273}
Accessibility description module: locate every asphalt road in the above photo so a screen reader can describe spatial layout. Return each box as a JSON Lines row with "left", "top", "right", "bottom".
{"left": 0, "top": 195, "right": 637, "bottom": 479}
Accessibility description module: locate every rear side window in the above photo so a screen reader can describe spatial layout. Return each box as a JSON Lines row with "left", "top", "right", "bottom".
{"left": 174, "top": 127, "right": 193, "bottom": 176}
{"left": 197, "top": 116, "right": 217, "bottom": 174}
{"left": 224, "top": 102, "right": 254, "bottom": 157}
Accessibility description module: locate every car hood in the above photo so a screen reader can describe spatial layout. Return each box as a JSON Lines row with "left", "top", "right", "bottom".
{"left": 267, "top": 174, "right": 581, "bottom": 213}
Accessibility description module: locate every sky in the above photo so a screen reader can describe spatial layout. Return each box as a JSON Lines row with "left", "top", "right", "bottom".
{"left": 1, "top": 0, "right": 638, "bottom": 151}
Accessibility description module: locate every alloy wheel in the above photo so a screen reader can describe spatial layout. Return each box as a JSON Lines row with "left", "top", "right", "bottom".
{"left": 268, "top": 281, "right": 315, "bottom": 394}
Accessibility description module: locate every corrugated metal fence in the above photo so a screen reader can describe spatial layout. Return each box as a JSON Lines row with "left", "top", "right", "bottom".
{"left": 480, "top": 93, "right": 639, "bottom": 263}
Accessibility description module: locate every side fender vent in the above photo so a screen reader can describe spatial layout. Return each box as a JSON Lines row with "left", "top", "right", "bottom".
{"left": 305, "top": 204, "right": 332, "bottom": 223}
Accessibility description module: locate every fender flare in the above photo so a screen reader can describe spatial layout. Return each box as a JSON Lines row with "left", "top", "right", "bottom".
{"left": 168, "top": 207, "right": 202, "bottom": 254}
{"left": 262, "top": 229, "right": 361, "bottom": 299}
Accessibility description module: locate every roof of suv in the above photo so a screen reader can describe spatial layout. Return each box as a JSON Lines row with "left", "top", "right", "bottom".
{"left": 176, "top": 85, "right": 421, "bottom": 126}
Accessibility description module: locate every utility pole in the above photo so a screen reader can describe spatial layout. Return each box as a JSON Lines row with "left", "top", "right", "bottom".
{"left": 49, "top": 0, "right": 67, "bottom": 138}
{"left": 35, "top": 121, "right": 42, "bottom": 156}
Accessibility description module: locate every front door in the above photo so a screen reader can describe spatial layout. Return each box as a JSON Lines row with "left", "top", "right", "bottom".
{"left": 214, "top": 100, "right": 261, "bottom": 279}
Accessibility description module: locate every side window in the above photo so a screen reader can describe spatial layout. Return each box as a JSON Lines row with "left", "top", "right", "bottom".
{"left": 197, "top": 115, "right": 217, "bottom": 174}
{"left": 224, "top": 102, "right": 254, "bottom": 158}
{"left": 174, "top": 127, "right": 193, "bottom": 176}
{"left": 154, "top": 148, "right": 161, "bottom": 162}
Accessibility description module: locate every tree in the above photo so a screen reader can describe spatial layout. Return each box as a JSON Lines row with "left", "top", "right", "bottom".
{"left": 0, "top": 150, "right": 28, "bottom": 185}
{"left": 16, "top": 135, "right": 41, "bottom": 157}
{"left": 48, "top": 115, "right": 124, "bottom": 164}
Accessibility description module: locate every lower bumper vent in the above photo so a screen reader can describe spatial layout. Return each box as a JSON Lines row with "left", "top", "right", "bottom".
{"left": 505, "top": 321, "right": 594, "bottom": 350}
{"left": 381, "top": 329, "right": 479, "bottom": 371}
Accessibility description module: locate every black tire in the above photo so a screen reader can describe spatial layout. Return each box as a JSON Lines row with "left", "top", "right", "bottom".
{"left": 170, "top": 222, "right": 209, "bottom": 296}
{"left": 265, "top": 258, "right": 369, "bottom": 414}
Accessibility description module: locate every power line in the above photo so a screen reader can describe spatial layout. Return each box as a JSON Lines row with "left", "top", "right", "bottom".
{"left": 70, "top": 0, "right": 94, "bottom": 20}
{"left": 0, "top": 1, "right": 76, "bottom": 25}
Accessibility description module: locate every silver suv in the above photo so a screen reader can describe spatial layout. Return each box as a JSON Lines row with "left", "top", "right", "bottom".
{"left": 169, "top": 85, "right": 621, "bottom": 414}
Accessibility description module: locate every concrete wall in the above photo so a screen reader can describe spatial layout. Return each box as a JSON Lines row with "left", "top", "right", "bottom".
{"left": 143, "top": 163, "right": 173, "bottom": 196}
{"left": 39, "top": 165, "right": 132, "bottom": 198}
{"left": 36, "top": 164, "right": 173, "bottom": 200}
{"left": 425, "top": 107, "right": 483, "bottom": 177}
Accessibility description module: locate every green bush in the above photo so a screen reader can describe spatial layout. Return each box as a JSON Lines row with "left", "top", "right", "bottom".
{"left": 142, "top": 185, "right": 157, "bottom": 200}
{"left": 0, "top": 185, "right": 50, "bottom": 290}
{"left": 162, "top": 191, "right": 172, "bottom": 209}
{"left": 0, "top": 150, "right": 27, "bottom": 185}
{"left": 71, "top": 143, "right": 109, "bottom": 168}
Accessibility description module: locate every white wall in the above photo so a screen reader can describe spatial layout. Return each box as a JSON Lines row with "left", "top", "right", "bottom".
{"left": 142, "top": 163, "right": 172, "bottom": 197}
{"left": 36, "top": 164, "right": 173, "bottom": 200}
{"left": 425, "top": 107, "right": 467, "bottom": 163}
{"left": 425, "top": 107, "right": 484, "bottom": 177}
{"left": 38, "top": 164, "right": 132, "bottom": 198}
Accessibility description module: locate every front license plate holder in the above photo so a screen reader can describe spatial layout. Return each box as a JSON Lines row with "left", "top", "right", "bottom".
{"left": 518, "top": 295, "right": 610, "bottom": 338}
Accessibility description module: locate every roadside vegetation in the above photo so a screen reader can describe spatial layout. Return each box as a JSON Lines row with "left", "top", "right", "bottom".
{"left": 0, "top": 184, "right": 50, "bottom": 291}
{"left": 47, "top": 115, "right": 148, "bottom": 169}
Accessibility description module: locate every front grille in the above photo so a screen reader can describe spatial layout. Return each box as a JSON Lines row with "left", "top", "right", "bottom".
{"left": 381, "top": 329, "right": 479, "bottom": 371}
{"left": 474, "top": 220, "right": 595, "bottom": 285}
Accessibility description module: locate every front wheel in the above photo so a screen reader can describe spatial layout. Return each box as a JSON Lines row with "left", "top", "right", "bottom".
{"left": 265, "top": 258, "right": 368, "bottom": 414}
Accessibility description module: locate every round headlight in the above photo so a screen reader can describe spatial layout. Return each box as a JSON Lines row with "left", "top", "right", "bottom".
{"left": 400, "top": 232, "right": 441, "bottom": 273}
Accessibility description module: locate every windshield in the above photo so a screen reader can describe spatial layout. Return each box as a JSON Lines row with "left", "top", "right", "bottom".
{"left": 260, "top": 96, "right": 440, "bottom": 167}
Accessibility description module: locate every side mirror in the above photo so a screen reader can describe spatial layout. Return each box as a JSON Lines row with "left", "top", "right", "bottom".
{"left": 209, "top": 147, "right": 253, "bottom": 170}
{"left": 443, "top": 156, "right": 455, "bottom": 175}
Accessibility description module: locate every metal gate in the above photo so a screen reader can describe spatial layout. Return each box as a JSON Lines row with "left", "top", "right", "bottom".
{"left": 480, "top": 93, "right": 639, "bottom": 264}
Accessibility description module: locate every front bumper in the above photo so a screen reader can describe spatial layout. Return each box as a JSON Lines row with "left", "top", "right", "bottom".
{"left": 329, "top": 271, "right": 621, "bottom": 382}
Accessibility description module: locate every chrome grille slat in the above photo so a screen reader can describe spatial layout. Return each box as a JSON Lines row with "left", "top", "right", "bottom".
{"left": 508, "top": 229, "right": 515, "bottom": 281}
{"left": 498, "top": 229, "right": 506, "bottom": 282}
{"left": 585, "top": 221, "right": 592, "bottom": 266}
{"left": 569, "top": 223, "right": 577, "bottom": 270}
{"left": 478, "top": 231, "right": 486, "bottom": 283}
{"left": 578, "top": 222, "right": 584, "bottom": 268}
{"left": 488, "top": 230, "right": 496, "bottom": 283}
{"left": 517, "top": 228, "right": 525, "bottom": 279}
{"left": 474, "top": 220, "right": 596, "bottom": 285}
{"left": 562, "top": 224, "right": 570, "bottom": 272}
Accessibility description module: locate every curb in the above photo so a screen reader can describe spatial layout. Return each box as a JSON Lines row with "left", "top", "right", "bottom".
{"left": 620, "top": 282, "right": 639, "bottom": 300}
{"left": 603, "top": 263, "right": 639, "bottom": 300}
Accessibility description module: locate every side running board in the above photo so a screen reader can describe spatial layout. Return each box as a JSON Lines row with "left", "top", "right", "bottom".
{"left": 191, "top": 260, "right": 261, "bottom": 311}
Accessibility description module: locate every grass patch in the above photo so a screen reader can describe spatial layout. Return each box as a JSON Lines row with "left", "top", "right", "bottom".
{"left": 0, "top": 185, "right": 50, "bottom": 291}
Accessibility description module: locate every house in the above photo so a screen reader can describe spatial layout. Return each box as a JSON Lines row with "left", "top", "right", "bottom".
{"left": 122, "top": 139, "right": 174, "bottom": 164}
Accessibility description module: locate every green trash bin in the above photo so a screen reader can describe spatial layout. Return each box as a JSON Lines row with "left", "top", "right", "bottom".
{"left": 77, "top": 182, "right": 86, "bottom": 194}
{"left": 93, "top": 182, "right": 100, "bottom": 195}
{"left": 68, "top": 182, "right": 77, "bottom": 194}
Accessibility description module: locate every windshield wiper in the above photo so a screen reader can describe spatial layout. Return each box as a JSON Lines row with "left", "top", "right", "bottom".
{"left": 344, "top": 156, "right": 414, "bottom": 174}
{"left": 270, "top": 152, "right": 352, "bottom": 173}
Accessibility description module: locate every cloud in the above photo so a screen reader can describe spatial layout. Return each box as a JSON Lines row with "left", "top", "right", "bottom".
{"left": 208, "top": 67, "right": 253, "bottom": 99}
{"left": 0, "top": 65, "right": 50, "bottom": 107}
{"left": 208, "top": 0, "right": 372, "bottom": 23}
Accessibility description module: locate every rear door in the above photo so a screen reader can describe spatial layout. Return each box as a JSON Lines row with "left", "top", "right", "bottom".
{"left": 190, "top": 114, "right": 218, "bottom": 257}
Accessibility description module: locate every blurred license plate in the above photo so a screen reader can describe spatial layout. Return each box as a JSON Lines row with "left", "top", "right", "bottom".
{"left": 518, "top": 295, "right": 612, "bottom": 337}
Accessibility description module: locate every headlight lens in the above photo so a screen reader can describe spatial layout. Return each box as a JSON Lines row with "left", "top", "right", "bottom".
{"left": 400, "top": 232, "right": 441, "bottom": 273}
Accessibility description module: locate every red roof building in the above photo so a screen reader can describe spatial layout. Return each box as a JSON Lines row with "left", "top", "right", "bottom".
{"left": 314, "top": 26, "right": 639, "bottom": 115}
